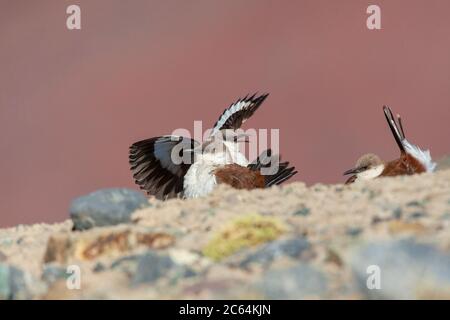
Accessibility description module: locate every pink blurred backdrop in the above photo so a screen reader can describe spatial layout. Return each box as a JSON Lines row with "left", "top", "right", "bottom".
{"left": 1, "top": 0, "right": 450, "bottom": 227}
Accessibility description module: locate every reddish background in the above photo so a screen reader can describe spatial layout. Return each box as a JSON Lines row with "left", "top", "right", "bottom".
{"left": 1, "top": 0, "right": 449, "bottom": 227}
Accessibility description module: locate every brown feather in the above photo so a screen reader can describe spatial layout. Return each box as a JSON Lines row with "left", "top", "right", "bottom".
{"left": 344, "top": 175, "right": 357, "bottom": 184}
{"left": 381, "top": 153, "right": 426, "bottom": 177}
{"left": 214, "top": 164, "right": 266, "bottom": 189}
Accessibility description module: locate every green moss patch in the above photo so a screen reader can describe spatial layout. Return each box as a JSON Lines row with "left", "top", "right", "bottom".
{"left": 203, "top": 214, "right": 286, "bottom": 261}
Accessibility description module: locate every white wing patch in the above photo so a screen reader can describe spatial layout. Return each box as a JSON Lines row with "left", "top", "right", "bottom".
{"left": 403, "top": 139, "right": 437, "bottom": 172}
{"left": 211, "top": 100, "right": 251, "bottom": 136}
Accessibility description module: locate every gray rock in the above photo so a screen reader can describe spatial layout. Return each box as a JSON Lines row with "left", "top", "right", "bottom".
{"left": 0, "top": 264, "right": 37, "bottom": 300}
{"left": 111, "top": 255, "right": 141, "bottom": 277}
{"left": 93, "top": 262, "right": 106, "bottom": 273}
{"left": 130, "top": 251, "right": 196, "bottom": 286}
{"left": 350, "top": 239, "right": 450, "bottom": 299}
{"left": 257, "top": 265, "right": 328, "bottom": 299}
{"left": 346, "top": 227, "right": 363, "bottom": 237}
{"left": 406, "top": 200, "right": 424, "bottom": 207}
{"left": 392, "top": 207, "right": 403, "bottom": 219}
{"left": 41, "top": 264, "right": 68, "bottom": 285}
{"left": 228, "top": 238, "right": 311, "bottom": 269}
{"left": 293, "top": 207, "right": 310, "bottom": 216}
{"left": 70, "top": 188, "right": 150, "bottom": 230}
{"left": 408, "top": 211, "right": 426, "bottom": 219}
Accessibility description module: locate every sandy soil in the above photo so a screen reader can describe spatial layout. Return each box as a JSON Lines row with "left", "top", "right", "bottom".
{"left": 1, "top": 164, "right": 450, "bottom": 299}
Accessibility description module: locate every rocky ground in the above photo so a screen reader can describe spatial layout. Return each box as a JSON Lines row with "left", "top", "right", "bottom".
{"left": 1, "top": 158, "right": 450, "bottom": 300}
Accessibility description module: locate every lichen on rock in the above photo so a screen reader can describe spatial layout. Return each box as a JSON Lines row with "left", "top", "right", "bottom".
{"left": 202, "top": 213, "right": 286, "bottom": 261}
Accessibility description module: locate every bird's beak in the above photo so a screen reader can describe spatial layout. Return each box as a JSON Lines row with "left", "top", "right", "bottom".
{"left": 236, "top": 133, "right": 251, "bottom": 143}
{"left": 343, "top": 167, "right": 362, "bottom": 176}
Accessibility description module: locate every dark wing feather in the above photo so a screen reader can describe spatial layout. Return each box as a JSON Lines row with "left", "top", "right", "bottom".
{"left": 344, "top": 175, "right": 357, "bottom": 184}
{"left": 129, "top": 135, "right": 197, "bottom": 199}
{"left": 248, "top": 149, "right": 297, "bottom": 187}
{"left": 397, "top": 114, "right": 406, "bottom": 140}
{"left": 211, "top": 93, "right": 269, "bottom": 134}
{"left": 383, "top": 106, "right": 405, "bottom": 153}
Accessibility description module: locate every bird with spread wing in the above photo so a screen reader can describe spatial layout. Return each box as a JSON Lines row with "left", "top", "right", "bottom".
{"left": 129, "top": 93, "right": 297, "bottom": 199}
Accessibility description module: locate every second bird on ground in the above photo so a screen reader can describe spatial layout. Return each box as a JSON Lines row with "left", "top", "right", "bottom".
{"left": 344, "top": 106, "right": 436, "bottom": 184}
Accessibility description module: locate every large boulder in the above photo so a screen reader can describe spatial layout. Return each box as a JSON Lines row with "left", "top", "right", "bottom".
{"left": 70, "top": 188, "right": 150, "bottom": 230}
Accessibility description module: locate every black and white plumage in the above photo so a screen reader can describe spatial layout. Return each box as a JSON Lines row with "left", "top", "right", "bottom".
{"left": 129, "top": 93, "right": 296, "bottom": 199}
{"left": 129, "top": 136, "right": 197, "bottom": 199}
{"left": 382, "top": 106, "right": 436, "bottom": 173}
{"left": 211, "top": 93, "right": 269, "bottom": 135}
{"left": 247, "top": 149, "right": 298, "bottom": 187}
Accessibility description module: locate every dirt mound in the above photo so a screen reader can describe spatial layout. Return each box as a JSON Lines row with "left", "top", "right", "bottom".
{"left": 1, "top": 169, "right": 450, "bottom": 299}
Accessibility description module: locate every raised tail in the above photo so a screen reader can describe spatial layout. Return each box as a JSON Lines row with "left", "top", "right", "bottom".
{"left": 248, "top": 149, "right": 297, "bottom": 187}
{"left": 383, "top": 105, "right": 405, "bottom": 153}
{"left": 383, "top": 105, "right": 436, "bottom": 173}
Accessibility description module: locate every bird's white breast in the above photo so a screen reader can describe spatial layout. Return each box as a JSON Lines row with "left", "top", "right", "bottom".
{"left": 183, "top": 147, "right": 248, "bottom": 198}
{"left": 356, "top": 164, "right": 385, "bottom": 181}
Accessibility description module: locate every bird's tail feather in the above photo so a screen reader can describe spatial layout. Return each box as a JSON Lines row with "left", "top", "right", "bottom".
{"left": 248, "top": 149, "right": 297, "bottom": 187}
{"left": 383, "top": 105, "right": 405, "bottom": 153}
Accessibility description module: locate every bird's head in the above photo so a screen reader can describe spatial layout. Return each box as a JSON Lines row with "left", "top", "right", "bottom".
{"left": 344, "top": 153, "right": 384, "bottom": 180}
{"left": 187, "top": 129, "right": 249, "bottom": 163}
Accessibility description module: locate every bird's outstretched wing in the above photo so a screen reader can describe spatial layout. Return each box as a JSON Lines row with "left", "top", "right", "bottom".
{"left": 211, "top": 93, "right": 269, "bottom": 135}
{"left": 129, "top": 135, "right": 198, "bottom": 199}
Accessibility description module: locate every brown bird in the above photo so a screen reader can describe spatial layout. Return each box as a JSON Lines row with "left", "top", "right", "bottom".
{"left": 129, "top": 93, "right": 297, "bottom": 199}
{"left": 344, "top": 106, "right": 436, "bottom": 184}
